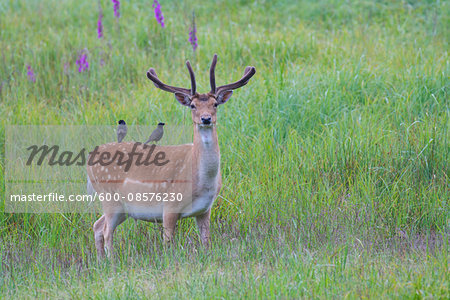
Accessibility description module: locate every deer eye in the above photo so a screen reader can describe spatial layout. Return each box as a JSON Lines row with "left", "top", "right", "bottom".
{"left": 190, "top": 104, "right": 196, "bottom": 109}
{"left": 214, "top": 103, "right": 218, "bottom": 108}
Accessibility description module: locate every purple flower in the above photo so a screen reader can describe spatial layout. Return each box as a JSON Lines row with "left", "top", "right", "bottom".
{"left": 111, "top": 0, "right": 120, "bottom": 18}
{"left": 189, "top": 12, "right": 198, "bottom": 51}
{"left": 152, "top": 0, "right": 164, "bottom": 28}
{"left": 27, "top": 65, "right": 36, "bottom": 82}
{"left": 76, "top": 52, "right": 89, "bottom": 72}
{"left": 97, "top": 10, "right": 103, "bottom": 38}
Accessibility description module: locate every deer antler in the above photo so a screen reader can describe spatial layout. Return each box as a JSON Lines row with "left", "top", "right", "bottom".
{"left": 146, "top": 69, "right": 191, "bottom": 95}
{"left": 214, "top": 65, "right": 256, "bottom": 97}
{"left": 209, "top": 54, "right": 217, "bottom": 93}
{"left": 186, "top": 61, "right": 196, "bottom": 95}
{"left": 146, "top": 62, "right": 197, "bottom": 96}
{"left": 147, "top": 54, "right": 255, "bottom": 100}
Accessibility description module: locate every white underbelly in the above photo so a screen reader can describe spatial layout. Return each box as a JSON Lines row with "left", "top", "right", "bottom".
{"left": 121, "top": 193, "right": 216, "bottom": 221}
{"left": 101, "top": 183, "right": 218, "bottom": 221}
{"left": 124, "top": 202, "right": 164, "bottom": 222}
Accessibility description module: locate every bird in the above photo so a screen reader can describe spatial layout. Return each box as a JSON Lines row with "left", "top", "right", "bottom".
{"left": 117, "top": 120, "right": 127, "bottom": 143}
{"left": 144, "top": 122, "right": 165, "bottom": 145}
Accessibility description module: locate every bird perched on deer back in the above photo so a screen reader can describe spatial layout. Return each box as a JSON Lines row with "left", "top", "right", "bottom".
{"left": 117, "top": 120, "right": 127, "bottom": 143}
{"left": 144, "top": 122, "right": 165, "bottom": 145}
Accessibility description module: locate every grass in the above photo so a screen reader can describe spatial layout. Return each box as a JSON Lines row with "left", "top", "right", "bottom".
{"left": 0, "top": 0, "right": 449, "bottom": 298}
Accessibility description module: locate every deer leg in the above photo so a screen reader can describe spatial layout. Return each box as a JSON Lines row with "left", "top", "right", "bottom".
{"left": 93, "top": 215, "right": 106, "bottom": 258}
{"left": 103, "top": 212, "right": 127, "bottom": 258}
{"left": 196, "top": 209, "right": 211, "bottom": 248}
{"left": 163, "top": 212, "right": 179, "bottom": 245}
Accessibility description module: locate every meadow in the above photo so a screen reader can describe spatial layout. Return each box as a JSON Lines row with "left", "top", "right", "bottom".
{"left": 0, "top": 0, "right": 448, "bottom": 298}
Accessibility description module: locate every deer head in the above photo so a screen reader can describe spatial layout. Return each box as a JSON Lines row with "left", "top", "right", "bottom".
{"left": 146, "top": 54, "right": 256, "bottom": 126}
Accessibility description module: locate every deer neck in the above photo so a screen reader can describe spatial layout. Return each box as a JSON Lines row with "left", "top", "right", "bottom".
{"left": 193, "top": 124, "right": 220, "bottom": 185}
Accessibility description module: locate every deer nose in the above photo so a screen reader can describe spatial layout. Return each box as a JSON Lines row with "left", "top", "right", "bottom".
{"left": 201, "top": 116, "right": 212, "bottom": 124}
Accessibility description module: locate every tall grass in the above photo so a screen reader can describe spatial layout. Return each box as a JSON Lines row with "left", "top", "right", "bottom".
{"left": 0, "top": 0, "right": 448, "bottom": 298}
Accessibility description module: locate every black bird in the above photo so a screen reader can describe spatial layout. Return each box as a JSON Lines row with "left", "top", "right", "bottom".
{"left": 117, "top": 120, "right": 127, "bottom": 143}
{"left": 144, "top": 122, "right": 165, "bottom": 145}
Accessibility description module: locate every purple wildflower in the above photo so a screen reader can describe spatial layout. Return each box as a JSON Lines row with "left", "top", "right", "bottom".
{"left": 188, "top": 12, "right": 198, "bottom": 51}
{"left": 76, "top": 52, "right": 89, "bottom": 72}
{"left": 26, "top": 65, "right": 36, "bottom": 82}
{"left": 111, "top": 0, "right": 120, "bottom": 18}
{"left": 97, "top": 9, "right": 103, "bottom": 38}
{"left": 152, "top": 0, "right": 164, "bottom": 28}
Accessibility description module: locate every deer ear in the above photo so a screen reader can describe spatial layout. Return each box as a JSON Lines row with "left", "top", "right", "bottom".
{"left": 174, "top": 92, "right": 191, "bottom": 106}
{"left": 217, "top": 90, "right": 233, "bottom": 105}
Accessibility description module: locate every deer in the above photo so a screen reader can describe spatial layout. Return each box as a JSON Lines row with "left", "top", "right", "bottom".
{"left": 87, "top": 54, "right": 256, "bottom": 258}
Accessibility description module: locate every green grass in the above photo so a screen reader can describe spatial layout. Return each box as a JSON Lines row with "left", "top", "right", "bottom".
{"left": 0, "top": 0, "right": 449, "bottom": 298}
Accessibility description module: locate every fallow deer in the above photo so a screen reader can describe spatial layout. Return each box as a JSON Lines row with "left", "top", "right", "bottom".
{"left": 87, "top": 54, "right": 256, "bottom": 258}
